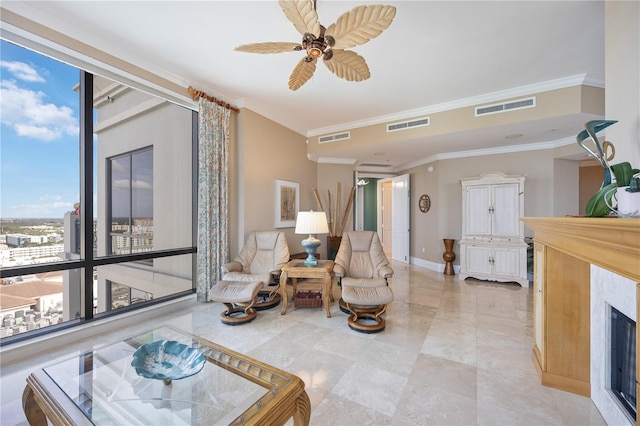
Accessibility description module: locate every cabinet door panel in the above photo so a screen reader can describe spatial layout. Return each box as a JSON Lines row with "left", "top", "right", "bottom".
{"left": 492, "top": 183, "right": 520, "bottom": 237}
{"left": 492, "top": 247, "right": 520, "bottom": 277}
{"left": 465, "top": 185, "right": 492, "bottom": 236}
{"left": 465, "top": 245, "right": 492, "bottom": 274}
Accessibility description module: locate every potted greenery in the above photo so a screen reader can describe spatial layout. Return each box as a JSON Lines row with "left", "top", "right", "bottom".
{"left": 577, "top": 120, "right": 639, "bottom": 217}
{"left": 587, "top": 162, "right": 640, "bottom": 217}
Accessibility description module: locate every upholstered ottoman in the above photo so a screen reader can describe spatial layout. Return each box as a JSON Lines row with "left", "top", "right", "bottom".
{"left": 209, "top": 280, "right": 263, "bottom": 325}
{"left": 341, "top": 283, "right": 394, "bottom": 333}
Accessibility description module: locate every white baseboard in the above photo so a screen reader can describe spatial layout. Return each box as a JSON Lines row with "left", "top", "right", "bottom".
{"left": 410, "top": 257, "right": 460, "bottom": 274}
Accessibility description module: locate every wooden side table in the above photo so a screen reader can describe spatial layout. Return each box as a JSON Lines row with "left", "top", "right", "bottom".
{"left": 280, "top": 260, "right": 334, "bottom": 317}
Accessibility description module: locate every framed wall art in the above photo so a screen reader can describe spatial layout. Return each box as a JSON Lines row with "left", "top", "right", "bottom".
{"left": 275, "top": 179, "right": 299, "bottom": 228}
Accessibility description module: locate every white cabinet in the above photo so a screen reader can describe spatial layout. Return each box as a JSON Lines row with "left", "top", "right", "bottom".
{"left": 459, "top": 172, "right": 528, "bottom": 287}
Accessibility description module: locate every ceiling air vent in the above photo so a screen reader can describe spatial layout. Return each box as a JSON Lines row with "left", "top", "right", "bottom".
{"left": 359, "top": 163, "right": 392, "bottom": 168}
{"left": 475, "top": 96, "right": 536, "bottom": 117}
{"left": 318, "top": 131, "right": 350, "bottom": 144}
{"left": 387, "top": 117, "right": 430, "bottom": 133}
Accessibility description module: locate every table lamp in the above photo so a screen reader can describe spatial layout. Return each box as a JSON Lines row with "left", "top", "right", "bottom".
{"left": 294, "top": 210, "right": 330, "bottom": 267}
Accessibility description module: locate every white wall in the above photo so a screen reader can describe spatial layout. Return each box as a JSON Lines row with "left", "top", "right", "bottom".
{"left": 95, "top": 82, "right": 193, "bottom": 309}
{"left": 553, "top": 159, "right": 579, "bottom": 216}
{"left": 605, "top": 1, "right": 640, "bottom": 166}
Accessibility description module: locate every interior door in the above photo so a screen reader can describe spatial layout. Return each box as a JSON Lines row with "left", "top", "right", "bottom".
{"left": 381, "top": 180, "right": 393, "bottom": 255}
{"left": 391, "top": 174, "right": 410, "bottom": 263}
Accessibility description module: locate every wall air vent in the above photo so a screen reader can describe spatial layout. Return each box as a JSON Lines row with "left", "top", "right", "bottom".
{"left": 318, "top": 131, "right": 350, "bottom": 144}
{"left": 359, "top": 163, "right": 392, "bottom": 168}
{"left": 387, "top": 117, "right": 430, "bottom": 132}
{"left": 475, "top": 96, "right": 536, "bottom": 117}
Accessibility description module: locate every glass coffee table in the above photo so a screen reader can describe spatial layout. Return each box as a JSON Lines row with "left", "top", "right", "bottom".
{"left": 22, "top": 326, "right": 310, "bottom": 425}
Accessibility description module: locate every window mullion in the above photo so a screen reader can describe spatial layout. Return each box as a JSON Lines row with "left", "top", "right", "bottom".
{"left": 80, "top": 71, "right": 94, "bottom": 321}
{"left": 129, "top": 155, "right": 133, "bottom": 253}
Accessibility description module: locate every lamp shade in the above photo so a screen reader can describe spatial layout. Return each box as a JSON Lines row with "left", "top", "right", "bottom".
{"left": 295, "top": 211, "right": 329, "bottom": 235}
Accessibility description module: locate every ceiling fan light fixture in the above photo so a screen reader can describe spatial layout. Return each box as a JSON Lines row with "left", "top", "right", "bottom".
{"left": 308, "top": 45, "right": 324, "bottom": 58}
{"left": 236, "top": 0, "right": 396, "bottom": 90}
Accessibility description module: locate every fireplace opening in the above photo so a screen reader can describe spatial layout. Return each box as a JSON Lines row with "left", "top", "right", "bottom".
{"left": 610, "top": 306, "right": 637, "bottom": 421}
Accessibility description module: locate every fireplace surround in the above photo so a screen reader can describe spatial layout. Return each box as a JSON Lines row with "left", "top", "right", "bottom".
{"left": 522, "top": 217, "right": 640, "bottom": 426}
{"left": 592, "top": 265, "right": 637, "bottom": 425}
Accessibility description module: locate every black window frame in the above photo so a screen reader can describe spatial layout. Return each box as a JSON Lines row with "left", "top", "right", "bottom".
{"left": 0, "top": 68, "right": 198, "bottom": 347}
{"left": 107, "top": 146, "right": 154, "bottom": 257}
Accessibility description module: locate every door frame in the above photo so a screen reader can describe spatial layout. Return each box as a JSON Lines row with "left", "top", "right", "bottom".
{"left": 353, "top": 171, "right": 395, "bottom": 231}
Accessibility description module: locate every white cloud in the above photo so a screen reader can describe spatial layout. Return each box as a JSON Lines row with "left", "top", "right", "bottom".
{"left": 39, "top": 194, "right": 63, "bottom": 201}
{"left": 112, "top": 179, "right": 153, "bottom": 190}
{"left": 0, "top": 60, "right": 45, "bottom": 83}
{"left": 111, "top": 161, "right": 127, "bottom": 173}
{"left": 0, "top": 80, "right": 78, "bottom": 142}
{"left": 3, "top": 201, "right": 75, "bottom": 218}
{"left": 132, "top": 179, "right": 153, "bottom": 190}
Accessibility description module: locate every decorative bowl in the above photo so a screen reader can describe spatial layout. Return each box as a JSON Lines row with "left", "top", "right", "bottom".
{"left": 131, "top": 340, "right": 205, "bottom": 384}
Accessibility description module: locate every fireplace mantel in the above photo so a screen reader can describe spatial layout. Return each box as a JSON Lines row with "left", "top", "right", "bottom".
{"left": 521, "top": 217, "right": 640, "bottom": 282}
{"left": 522, "top": 216, "right": 640, "bottom": 420}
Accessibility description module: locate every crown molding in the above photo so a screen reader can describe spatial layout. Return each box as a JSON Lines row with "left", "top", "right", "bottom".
{"left": 310, "top": 137, "right": 576, "bottom": 169}
{"left": 307, "top": 155, "right": 357, "bottom": 165}
{"left": 393, "top": 137, "right": 576, "bottom": 172}
{"left": 307, "top": 74, "right": 605, "bottom": 138}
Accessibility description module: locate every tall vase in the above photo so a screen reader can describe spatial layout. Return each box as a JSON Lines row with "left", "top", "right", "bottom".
{"left": 327, "top": 236, "right": 342, "bottom": 261}
{"left": 443, "top": 238, "right": 456, "bottom": 275}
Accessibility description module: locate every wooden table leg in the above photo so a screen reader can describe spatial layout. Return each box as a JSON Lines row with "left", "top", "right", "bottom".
{"left": 323, "top": 273, "right": 332, "bottom": 318}
{"left": 291, "top": 278, "right": 298, "bottom": 301}
{"left": 280, "top": 271, "right": 288, "bottom": 315}
{"left": 292, "top": 390, "right": 311, "bottom": 426}
{"left": 22, "top": 385, "right": 47, "bottom": 426}
{"left": 329, "top": 273, "right": 335, "bottom": 302}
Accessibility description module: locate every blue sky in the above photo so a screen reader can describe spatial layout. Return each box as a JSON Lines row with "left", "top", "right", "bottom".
{"left": 1, "top": 40, "right": 81, "bottom": 219}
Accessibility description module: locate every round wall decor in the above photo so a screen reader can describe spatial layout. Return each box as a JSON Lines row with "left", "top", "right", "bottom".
{"left": 419, "top": 194, "right": 431, "bottom": 213}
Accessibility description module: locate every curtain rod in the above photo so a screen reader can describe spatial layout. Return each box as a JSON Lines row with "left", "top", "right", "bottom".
{"left": 187, "top": 86, "right": 240, "bottom": 113}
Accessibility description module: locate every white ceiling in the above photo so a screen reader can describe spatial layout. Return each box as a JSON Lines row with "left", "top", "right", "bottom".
{"left": 2, "top": 1, "right": 605, "bottom": 170}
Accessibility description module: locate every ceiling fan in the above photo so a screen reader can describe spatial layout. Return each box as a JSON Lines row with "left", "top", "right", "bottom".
{"left": 235, "top": 0, "right": 396, "bottom": 91}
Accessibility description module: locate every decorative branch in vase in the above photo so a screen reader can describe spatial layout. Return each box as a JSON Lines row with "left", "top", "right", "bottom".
{"left": 312, "top": 183, "right": 355, "bottom": 260}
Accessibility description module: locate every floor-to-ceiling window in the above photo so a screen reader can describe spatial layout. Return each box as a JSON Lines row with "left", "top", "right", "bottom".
{"left": 0, "top": 40, "right": 196, "bottom": 344}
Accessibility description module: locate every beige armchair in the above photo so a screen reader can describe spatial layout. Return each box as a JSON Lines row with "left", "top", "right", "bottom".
{"left": 333, "top": 231, "right": 394, "bottom": 333}
{"left": 209, "top": 231, "right": 289, "bottom": 324}
{"left": 221, "top": 230, "right": 290, "bottom": 311}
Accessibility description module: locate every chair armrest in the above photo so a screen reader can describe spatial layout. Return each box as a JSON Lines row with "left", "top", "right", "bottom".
{"left": 378, "top": 266, "right": 394, "bottom": 279}
{"left": 221, "top": 261, "right": 242, "bottom": 274}
{"left": 269, "top": 266, "right": 284, "bottom": 284}
{"left": 333, "top": 264, "right": 346, "bottom": 278}
{"left": 269, "top": 264, "right": 286, "bottom": 275}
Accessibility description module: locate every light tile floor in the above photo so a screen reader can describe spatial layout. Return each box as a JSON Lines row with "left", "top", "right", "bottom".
{"left": 1, "top": 262, "right": 607, "bottom": 425}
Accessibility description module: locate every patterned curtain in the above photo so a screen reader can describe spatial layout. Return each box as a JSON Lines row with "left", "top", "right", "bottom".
{"left": 196, "top": 98, "right": 230, "bottom": 301}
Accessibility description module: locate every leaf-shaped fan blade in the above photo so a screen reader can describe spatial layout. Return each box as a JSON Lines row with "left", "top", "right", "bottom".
{"left": 325, "top": 5, "right": 396, "bottom": 50}
{"left": 289, "top": 57, "right": 317, "bottom": 90}
{"left": 235, "top": 42, "right": 302, "bottom": 54}
{"left": 323, "top": 49, "right": 370, "bottom": 82}
{"left": 278, "top": 0, "right": 321, "bottom": 37}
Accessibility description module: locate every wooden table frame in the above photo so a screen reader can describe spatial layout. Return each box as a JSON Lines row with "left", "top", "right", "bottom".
{"left": 22, "top": 327, "right": 311, "bottom": 426}
{"left": 279, "top": 260, "right": 334, "bottom": 317}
